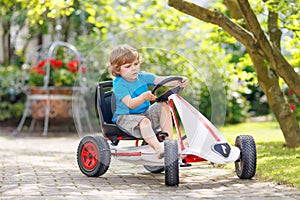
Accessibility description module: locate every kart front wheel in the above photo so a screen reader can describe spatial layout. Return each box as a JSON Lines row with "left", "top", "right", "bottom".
{"left": 77, "top": 135, "right": 111, "bottom": 177}
{"left": 235, "top": 135, "right": 256, "bottom": 179}
{"left": 164, "top": 140, "right": 179, "bottom": 186}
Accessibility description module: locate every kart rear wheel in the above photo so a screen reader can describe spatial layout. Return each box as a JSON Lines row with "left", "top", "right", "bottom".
{"left": 77, "top": 135, "right": 111, "bottom": 177}
{"left": 164, "top": 140, "right": 179, "bottom": 186}
{"left": 235, "top": 135, "right": 256, "bottom": 179}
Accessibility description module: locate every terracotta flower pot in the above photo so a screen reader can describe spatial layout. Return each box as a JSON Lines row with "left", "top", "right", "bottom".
{"left": 29, "top": 87, "right": 75, "bottom": 120}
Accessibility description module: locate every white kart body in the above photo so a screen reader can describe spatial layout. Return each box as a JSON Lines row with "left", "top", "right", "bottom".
{"left": 110, "top": 144, "right": 165, "bottom": 166}
{"left": 169, "top": 94, "right": 240, "bottom": 164}
{"left": 111, "top": 93, "right": 240, "bottom": 165}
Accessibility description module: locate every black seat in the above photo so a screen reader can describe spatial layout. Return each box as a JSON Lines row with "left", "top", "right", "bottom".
{"left": 96, "top": 81, "right": 139, "bottom": 144}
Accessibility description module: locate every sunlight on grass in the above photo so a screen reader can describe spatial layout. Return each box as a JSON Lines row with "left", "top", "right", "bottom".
{"left": 219, "top": 121, "right": 284, "bottom": 144}
{"left": 220, "top": 121, "right": 300, "bottom": 189}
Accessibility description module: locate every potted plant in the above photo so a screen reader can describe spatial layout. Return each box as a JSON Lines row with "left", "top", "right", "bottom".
{"left": 27, "top": 58, "right": 87, "bottom": 120}
{"left": 28, "top": 58, "right": 86, "bottom": 87}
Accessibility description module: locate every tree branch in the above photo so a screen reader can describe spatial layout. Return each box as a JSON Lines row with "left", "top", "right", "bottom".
{"left": 168, "top": 0, "right": 263, "bottom": 56}
{"left": 237, "top": 0, "right": 300, "bottom": 99}
{"left": 268, "top": 11, "right": 281, "bottom": 49}
{"left": 237, "top": 0, "right": 273, "bottom": 52}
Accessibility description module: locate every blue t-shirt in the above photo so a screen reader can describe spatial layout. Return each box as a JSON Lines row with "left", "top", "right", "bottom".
{"left": 112, "top": 72, "right": 156, "bottom": 123}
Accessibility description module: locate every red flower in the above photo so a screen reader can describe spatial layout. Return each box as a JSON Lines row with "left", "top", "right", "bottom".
{"left": 30, "top": 66, "right": 46, "bottom": 75}
{"left": 37, "top": 68, "right": 46, "bottom": 75}
{"left": 29, "top": 58, "right": 82, "bottom": 86}
{"left": 37, "top": 61, "right": 46, "bottom": 68}
{"left": 67, "top": 59, "right": 79, "bottom": 74}
{"left": 49, "top": 59, "right": 63, "bottom": 70}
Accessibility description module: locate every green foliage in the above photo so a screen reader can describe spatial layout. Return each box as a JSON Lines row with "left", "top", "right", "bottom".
{"left": 28, "top": 69, "right": 44, "bottom": 86}
{"left": 18, "top": 0, "right": 76, "bottom": 25}
{"left": 74, "top": 0, "right": 253, "bottom": 124}
{"left": 221, "top": 121, "right": 300, "bottom": 189}
{"left": 0, "top": 65, "right": 25, "bottom": 121}
{"left": 9, "top": 0, "right": 300, "bottom": 124}
{"left": 226, "top": 91, "right": 249, "bottom": 124}
{"left": 249, "top": 0, "right": 300, "bottom": 71}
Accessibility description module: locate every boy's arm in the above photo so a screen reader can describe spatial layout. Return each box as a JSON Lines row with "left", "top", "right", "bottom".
{"left": 154, "top": 76, "right": 189, "bottom": 87}
{"left": 121, "top": 91, "right": 156, "bottom": 109}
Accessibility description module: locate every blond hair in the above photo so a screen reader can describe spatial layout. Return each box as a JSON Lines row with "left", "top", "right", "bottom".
{"left": 108, "top": 44, "right": 140, "bottom": 77}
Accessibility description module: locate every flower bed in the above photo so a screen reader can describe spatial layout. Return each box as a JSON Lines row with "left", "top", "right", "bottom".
{"left": 28, "top": 58, "right": 86, "bottom": 87}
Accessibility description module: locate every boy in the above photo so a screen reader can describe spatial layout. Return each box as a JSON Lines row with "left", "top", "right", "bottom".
{"left": 109, "top": 44, "right": 189, "bottom": 158}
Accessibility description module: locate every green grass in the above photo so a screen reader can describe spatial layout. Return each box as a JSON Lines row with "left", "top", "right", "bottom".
{"left": 219, "top": 121, "right": 300, "bottom": 189}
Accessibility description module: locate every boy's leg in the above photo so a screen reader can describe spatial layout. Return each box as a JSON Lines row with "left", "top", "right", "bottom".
{"left": 139, "top": 117, "right": 164, "bottom": 159}
{"left": 160, "top": 102, "right": 173, "bottom": 139}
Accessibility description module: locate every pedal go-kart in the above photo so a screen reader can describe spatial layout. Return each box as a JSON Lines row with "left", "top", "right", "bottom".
{"left": 77, "top": 77, "right": 257, "bottom": 186}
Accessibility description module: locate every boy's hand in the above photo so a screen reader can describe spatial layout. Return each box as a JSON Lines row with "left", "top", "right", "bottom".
{"left": 180, "top": 77, "right": 189, "bottom": 88}
{"left": 142, "top": 91, "right": 156, "bottom": 101}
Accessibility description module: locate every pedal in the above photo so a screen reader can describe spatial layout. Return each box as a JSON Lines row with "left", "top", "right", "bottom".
{"left": 109, "top": 137, "right": 120, "bottom": 146}
{"left": 156, "top": 131, "right": 169, "bottom": 142}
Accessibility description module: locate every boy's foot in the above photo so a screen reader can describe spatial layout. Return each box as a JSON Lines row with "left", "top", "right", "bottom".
{"left": 155, "top": 143, "right": 164, "bottom": 159}
{"left": 157, "top": 152, "right": 164, "bottom": 159}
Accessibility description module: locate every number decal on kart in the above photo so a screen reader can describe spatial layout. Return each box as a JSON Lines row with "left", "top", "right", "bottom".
{"left": 221, "top": 145, "right": 227, "bottom": 154}
{"left": 212, "top": 143, "right": 231, "bottom": 158}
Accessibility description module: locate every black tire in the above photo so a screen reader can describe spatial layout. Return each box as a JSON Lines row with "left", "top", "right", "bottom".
{"left": 77, "top": 135, "right": 111, "bottom": 177}
{"left": 164, "top": 140, "right": 179, "bottom": 186}
{"left": 235, "top": 135, "right": 256, "bottom": 179}
{"left": 144, "top": 165, "right": 165, "bottom": 173}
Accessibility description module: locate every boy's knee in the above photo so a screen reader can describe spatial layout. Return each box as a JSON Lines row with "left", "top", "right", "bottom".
{"left": 161, "top": 102, "right": 168, "bottom": 109}
{"left": 139, "top": 117, "right": 152, "bottom": 128}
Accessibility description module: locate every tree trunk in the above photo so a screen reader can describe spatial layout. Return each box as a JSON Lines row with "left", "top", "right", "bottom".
{"left": 37, "top": 33, "right": 43, "bottom": 48}
{"left": 3, "top": 32, "right": 9, "bottom": 65}
{"left": 0, "top": 20, "right": 12, "bottom": 65}
{"left": 0, "top": 25, "right": 4, "bottom": 65}
{"left": 248, "top": 51, "right": 300, "bottom": 148}
{"left": 168, "top": 0, "right": 300, "bottom": 148}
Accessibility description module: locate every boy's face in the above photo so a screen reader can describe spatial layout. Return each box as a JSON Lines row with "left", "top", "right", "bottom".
{"left": 119, "top": 58, "right": 140, "bottom": 82}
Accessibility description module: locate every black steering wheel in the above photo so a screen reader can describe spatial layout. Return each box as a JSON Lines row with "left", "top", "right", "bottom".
{"left": 151, "top": 76, "right": 184, "bottom": 102}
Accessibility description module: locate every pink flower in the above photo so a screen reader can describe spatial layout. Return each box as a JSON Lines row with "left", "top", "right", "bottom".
{"left": 290, "top": 103, "right": 296, "bottom": 112}
{"left": 288, "top": 89, "right": 294, "bottom": 96}
{"left": 81, "top": 66, "right": 87, "bottom": 73}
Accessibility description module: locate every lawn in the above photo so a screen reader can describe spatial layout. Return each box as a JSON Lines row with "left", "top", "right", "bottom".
{"left": 219, "top": 121, "right": 300, "bottom": 189}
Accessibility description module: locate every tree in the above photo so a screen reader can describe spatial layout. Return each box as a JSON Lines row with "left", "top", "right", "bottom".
{"left": 0, "top": 1, "right": 27, "bottom": 65}
{"left": 168, "top": 0, "right": 300, "bottom": 148}
{"left": 0, "top": 0, "right": 96, "bottom": 65}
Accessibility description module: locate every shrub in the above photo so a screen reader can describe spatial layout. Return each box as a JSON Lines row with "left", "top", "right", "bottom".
{"left": 0, "top": 65, "right": 25, "bottom": 121}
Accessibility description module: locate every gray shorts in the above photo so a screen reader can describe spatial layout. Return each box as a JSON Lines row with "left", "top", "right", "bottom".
{"left": 116, "top": 103, "right": 162, "bottom": 138}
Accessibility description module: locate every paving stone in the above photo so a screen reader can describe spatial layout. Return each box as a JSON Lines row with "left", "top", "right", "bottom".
{"left": 0, "top": 135, "right": 299, "bottom": 199}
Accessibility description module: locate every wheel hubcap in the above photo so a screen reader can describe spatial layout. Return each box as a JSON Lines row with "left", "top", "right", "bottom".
{"left": 81, "top": 142, "right": 98, "bottom": 170}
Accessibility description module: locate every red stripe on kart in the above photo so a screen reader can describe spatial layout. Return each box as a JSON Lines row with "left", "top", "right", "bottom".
{"left": 176, "top": 94, "right": 220, "bottom": 142}
{"left": 112, "top": 152, "right": 142, "bottom": 156}
{"left": 169, "top": 98, "right": 186, "bottom": 151}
